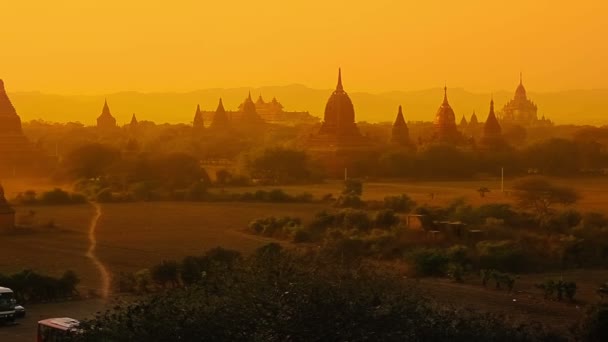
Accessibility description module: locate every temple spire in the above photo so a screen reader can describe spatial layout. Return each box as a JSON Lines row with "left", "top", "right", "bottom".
{"left": 520, "top": 72, "right": 523, "bottom": 85}
{"left": 336, "top": 68, "right": 343, "bottom": 91}
{"left": 442, "top": 85, "right": 449, "bottom": 105}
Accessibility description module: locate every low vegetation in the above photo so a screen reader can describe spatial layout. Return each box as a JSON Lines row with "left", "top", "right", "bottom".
{"left": 0, "top": 269, "right": 80, "bottom": 303}
{"left": 76, "top": 244, "right": 565, "bottom": 341}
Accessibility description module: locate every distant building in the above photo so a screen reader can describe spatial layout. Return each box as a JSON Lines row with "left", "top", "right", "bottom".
{"left": 128, "top": 113, "right": 138, "bottom": 134}
{"left": 238, "top": 92, "right": 265, "bottom": 125}
{"left": 0, "top": 184, "right": 15, "bottom": 229}
{"left": 0, "top": 79, "right": 50, "bottom": 176}
{"left": 499, "top": 74, "right": 552, "bottom": 127}
{"left": 305, "top": 69, "right": 373, "bottom": 177}
{"left": 209, "top": 98, "right": 231, "bottom": 131}
{"left": 390, "top": 105, "right": 412, "bottom": 147}
{"left": 199, "top": 95, "right": 318, "bottom": 126}
{"left": 97, "top": 100, "right": 117, "bottom": 129}
{"left": 308, "top": 69, "right": 370, "bottom": 149}
{"left": 192, "top": 105, "right": 204, "bottom": 132}
{"left": 432, "top": 87, "right": 464, "bottom": 143}
{"left": 481, "top": 98, "right": 506, "bottom": 149}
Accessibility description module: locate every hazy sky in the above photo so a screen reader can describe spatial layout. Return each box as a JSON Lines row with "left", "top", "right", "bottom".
{"left": 1, "top": 0, "right": 606, "bottom": 94}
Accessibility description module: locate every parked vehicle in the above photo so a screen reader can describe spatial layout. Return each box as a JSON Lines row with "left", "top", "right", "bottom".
{"left": 14, "top": 304, "right": 25, "bottom": 318}
{"left": 37, "top": 317, "right": 80, "bottom": 342}
{"left": 0, "top": 287, "right": 16, "bottom": 323}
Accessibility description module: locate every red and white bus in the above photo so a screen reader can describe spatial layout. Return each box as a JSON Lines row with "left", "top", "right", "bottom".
{"left": 37, "top": 317, "right": 80, "bottom": 342}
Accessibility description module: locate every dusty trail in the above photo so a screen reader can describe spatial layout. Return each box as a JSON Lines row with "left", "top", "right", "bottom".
{"left": 85, "top": 202, "right": 111, "bottom": 299}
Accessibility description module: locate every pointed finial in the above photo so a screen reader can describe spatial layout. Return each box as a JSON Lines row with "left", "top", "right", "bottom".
{"left": 442, "top": 84, "right": 448, "bottom": 104}
{"left": 398, "top": 105, "right": 403, "bottom": 115}
{"left": 336, "top": 68, "right": 343, "bottom": 91}
{"left": 520, "top": 72, "right": 523, "bottom": 85}
{"left": 247, "top": 91, "right": 252, "bottom": 101}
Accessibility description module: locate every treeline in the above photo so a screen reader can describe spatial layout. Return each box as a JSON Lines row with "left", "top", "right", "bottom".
{"left": 0, "top": 269, "right": 79, "bottom": 303}
{"left": 75, "top": 244, "right": 570, "bottom": 341}
{"left": 354, "top": 137, "right": 608, "bottom": 179}
{"left": 12, "top": 188, "right": 87, "bottom": 205}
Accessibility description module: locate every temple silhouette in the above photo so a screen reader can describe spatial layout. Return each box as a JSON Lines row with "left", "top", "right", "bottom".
{"left": 196, "top": 94, "right": 318, "bottom": 127}
{"left": 499, "top": 74, "right": 552, "bottom": 127}
{"left": 0, "top": 79, "right": 51, "bottom": 176}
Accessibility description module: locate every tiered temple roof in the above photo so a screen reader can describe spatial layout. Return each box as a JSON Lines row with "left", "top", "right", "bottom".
{"left": 307, "top": 69, "right": 369, "bottom": 150}
{"left": 481, "top": 98, "right": 505, "bottom": 148}
{"left": 433, "top": 87, "right": 461, "bottom": 142}
{"left": 390, "top": 105, "right": 411, "bottom": 146}
{"left": 210, "top": 98, "right": 231, "bottom": 130}
{"left": 499, "top": 74, "right": 549, "bottom": 127}
{"left": 0, "top": 79, "right": 47, "bottom": 175}
{"left": 193, "top": 104, "right": 205, "bottom": 130}
{"left": 97, "top": 100, "right": 117, "bottom": 129}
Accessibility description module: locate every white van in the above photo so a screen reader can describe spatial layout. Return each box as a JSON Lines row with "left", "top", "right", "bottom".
{"left": 0, "top": 286, "right": 16, "bottom": 322}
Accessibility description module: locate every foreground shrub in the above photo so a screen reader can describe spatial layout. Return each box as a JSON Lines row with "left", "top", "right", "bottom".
{"left": 477, "top": 240, "right": 528, "bottom": 273}
{"left": 74, "top": 246, "right": 564, "bottom": 341}
{"left": 409, "top": 248, "right": 449, "bottom": 276}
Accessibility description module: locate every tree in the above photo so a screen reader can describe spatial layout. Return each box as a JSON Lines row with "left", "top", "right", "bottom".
{"left": 342, "top": 179, "right": 363, "bottom": 196}
{"left": 247, "top": 148, "right": 311, "bottom": 184}
{"left": 477, "top": 187, "right": 490, "bottom": 198}
{"left": 64, "top": 143, "right": 121, "bottom": 179}
{"left": 512, "top": 177, "right": 579, "bottom": 218}
{"left": 151, "top": 260, "right": 179, "bottom": 288}
{"left": 383, "top": 194, "right": 416, "bottom": 212}
{"left": 74, "top": 246, "right": 563, "bottom": 341}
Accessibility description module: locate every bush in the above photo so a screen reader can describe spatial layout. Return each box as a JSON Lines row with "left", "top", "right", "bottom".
{"left": 383, "top": 194, "right": 416, "bottom": 213}
{"left": 409, "top": 249, "right": 449, "bottom": 276}
{"left": 374, "top": 209, "right": 400, "bottom": 228}
{"left": 0, "top": 269, "right": 80, "bottom": 303}
{"left": 75, "top": 246, "right": 564, "bottom": 341}
{"left": 40, "top": 188, "right": 87, "bottom": 205}
{"left": 335, "top": 195, "right": 364, "bottom": 208}
{"left": 477, "top": 240, "right": 528, "bottom": 273}
{"left": 248, "top": 216, "right": 301, "bottom": 239}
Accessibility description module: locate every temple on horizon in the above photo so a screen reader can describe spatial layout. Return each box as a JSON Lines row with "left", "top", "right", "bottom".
{"left": 499, "top": 74, "right": 552, "bottom": 127}
{"left": 97, "top": 100, "right": 118, "bottom": 130}
{"left": 307, "top": 69, "right": 370, "bottom": 150}
{"left": 0, "top": 79, "right": 50, "bottom": 176}
{"left": 196, "top": 94, "right": 318, "bottom": 127}
{"left": 432, "top": 86, "right": 465, "bottom": 144}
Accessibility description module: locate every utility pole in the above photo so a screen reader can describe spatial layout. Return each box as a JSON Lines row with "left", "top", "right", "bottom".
{"left": 501, "top": 167, "right": 504, "bottom": 193}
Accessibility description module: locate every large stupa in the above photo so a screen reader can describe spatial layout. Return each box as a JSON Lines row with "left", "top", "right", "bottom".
{"left": 308, "top": 69, "right": 369, "bottom": 149}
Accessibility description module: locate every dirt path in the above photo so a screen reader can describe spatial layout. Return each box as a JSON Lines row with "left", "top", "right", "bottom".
{"left": 85, "top": 202, "right": 111, "bottom": 298}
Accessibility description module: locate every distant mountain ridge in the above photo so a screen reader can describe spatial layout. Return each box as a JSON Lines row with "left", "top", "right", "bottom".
{"left": 8, "top": 85, "right": 608, "bottom": 126}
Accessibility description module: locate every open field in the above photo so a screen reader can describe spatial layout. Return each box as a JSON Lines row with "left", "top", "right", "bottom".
{"left": 1, "top": 201, "right": 326, "bottom": 291}
{"left": 2, "top": 177, "right": 608, "bottom": 338}
{"left": 0, "top": 205, "right": 99, "bottom": 290}
{"left": 226, "top": 177, "right": 608, "bottom": 213}
{"left": 94, "top": 202, "right": 326, "bottom": 274}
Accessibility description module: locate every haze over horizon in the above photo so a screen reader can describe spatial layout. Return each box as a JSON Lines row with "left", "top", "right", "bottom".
{"left": 2, "top": 0, "right": 607, "bottom": 96}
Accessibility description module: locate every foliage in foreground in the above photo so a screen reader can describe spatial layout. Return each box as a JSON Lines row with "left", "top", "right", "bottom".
{"left": 75, "top": 245, "right": 563, "bottom": 342}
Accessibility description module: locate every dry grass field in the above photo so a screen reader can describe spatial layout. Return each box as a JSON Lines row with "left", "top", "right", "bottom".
{"left": 94, "top": 202, "right": 326, "bottom": 274}
{"left": 0, "top": 205, "right": 99, "bottom": 290}
{"left": 229, "top": 177, "right": 608, "bottom": 213}
{"left": 2, "top": 177, "right": 608, "bottom": 335}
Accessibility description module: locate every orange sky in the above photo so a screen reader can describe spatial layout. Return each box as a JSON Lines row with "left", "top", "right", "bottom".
{"left": 1, "top": 0, "right": 606, "bottom": 94}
